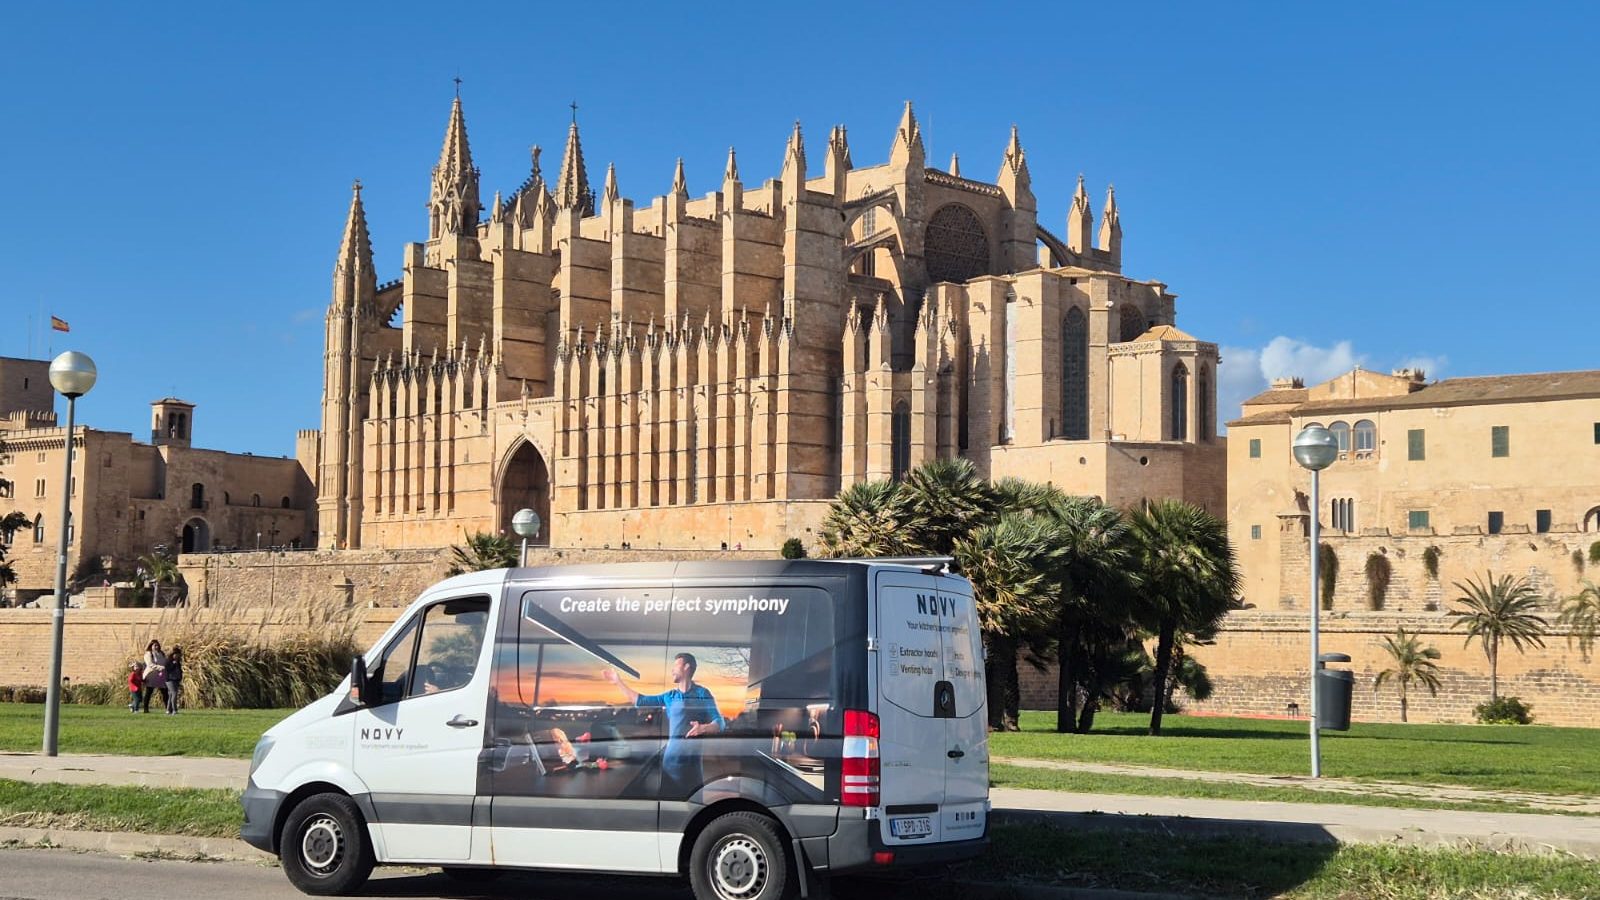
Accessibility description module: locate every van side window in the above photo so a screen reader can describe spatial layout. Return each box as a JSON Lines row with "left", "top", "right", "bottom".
{"left": 372, "top": 596, "right": 490, "bottom": 704}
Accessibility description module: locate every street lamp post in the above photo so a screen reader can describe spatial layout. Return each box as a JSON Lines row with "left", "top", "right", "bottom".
{"left": 43, "top": 351, "right": 97, "bottom": 757}
{"left": 1292, "top": 424, "right": 1338, "bottom": 778}
{"left": 511, "top": 508, "right": 541, "bottom": 567}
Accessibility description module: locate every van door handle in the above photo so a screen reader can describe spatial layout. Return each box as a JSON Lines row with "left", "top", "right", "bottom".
{"left": 947, "top": 749, "right": 965, "bottom": 759}
{"left": 446, "top": 715, "right": 479, "bottom": 728}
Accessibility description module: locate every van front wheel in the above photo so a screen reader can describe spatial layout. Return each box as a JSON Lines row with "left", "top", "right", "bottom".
{"left": 279, "top": 793, "right": 374, "bottom": 896}
{"left": 689, "top": 811, "right": 795, "bottom": 900}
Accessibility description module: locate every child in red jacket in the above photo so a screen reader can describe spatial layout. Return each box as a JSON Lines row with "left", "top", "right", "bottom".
{"left": 127, "top": 662, "right": 143, "bottom": 713}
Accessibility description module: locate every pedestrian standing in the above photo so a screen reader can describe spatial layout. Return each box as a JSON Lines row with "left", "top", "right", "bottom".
{"left": 127, "top": 662, "right": 143, "bottom": 713}
{"left": 164, "top": 646, "right": 184, "bottom": 715}
{"left": 141, "top": 639, "right": 168, "bottom": 713}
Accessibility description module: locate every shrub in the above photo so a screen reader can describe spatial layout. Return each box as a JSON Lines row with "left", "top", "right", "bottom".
{"left": 1575, "top": 549, "right": 1587, "bottom": 574}
{"left": 1422, "top": 545, "right": 1441, "bottom": 580}
{"left": 8, "top": 686, "right": 46, "bottom": 703}
{"left": 1590, "top": 541, "right": 1600, "bottom": 565}
{"left": 68, "top": 679, "right": 124, "bottom": 705}
{"left": 780, "top": 537, "right": 806, "bottom": 560}
{"left": 1318, "top": 543, "right": 1339, "bottom": 610}
{"left": 0, "top": 686, "right": 11, "bottom": 702}
{"left": 1474, "top": 695, "right": 1534, "bottom": 725}
{"left": 1365, "top": 552, "right": 1392, "bottom": 611}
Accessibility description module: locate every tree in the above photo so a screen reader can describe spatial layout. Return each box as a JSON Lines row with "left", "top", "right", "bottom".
{"left": 952, "top": 512, "right": 1063, "bottom": 731}
{"left": 1373, "top": 628, "right": 1442, "bottom": 722}
{"left": 1558, "top": 579, "right": 1600, "bottom": 662}
{"left": 899, "top": 458, "right": 997, "bottom": 556}
{"left": 1448, "top": 572, "right": 1549, "bottom": 702}
{"left": 0, "top": 443, "right": 29, "bottom": 598}
{"left": 1128, "top": 499, "right": 1240, "bottom": 736}
{"left": 817, "top": 480, "right": 919, "bottom": 558}
{"left": 139, "top": 552, "right": 181, "bottom": 607}
{"left": 446, "top": 532, "right": 517, "bottom": 576}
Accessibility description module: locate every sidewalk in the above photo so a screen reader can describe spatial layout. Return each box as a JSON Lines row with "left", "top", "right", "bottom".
{"left": 4, "top": 752, "right": 1599, "bottom": 858}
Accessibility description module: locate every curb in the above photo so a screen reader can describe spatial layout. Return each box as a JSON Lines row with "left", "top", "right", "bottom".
{"left": 0, "top": 826, "right": 272, "bottom": 863}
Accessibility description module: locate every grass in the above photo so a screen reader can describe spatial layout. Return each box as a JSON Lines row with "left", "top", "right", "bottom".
{"left": 948, "top": 823, "right": 1600, "bottom": 899}
{"left": 988, "top": 764, "right": 1584, "bottom": 817}
{"left": 991, "top": 710, "right": 1600, "bottom": 797}
{"left": 0, "top": 779, "right": 241, "bottom": 838}
{"left": 0, "top": 704, "right": 294, "bottom": 758}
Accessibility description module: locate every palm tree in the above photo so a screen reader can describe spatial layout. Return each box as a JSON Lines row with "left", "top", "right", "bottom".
{"left": 1373, "top": 628, "right": 1442, "bottom": 722}
{"left": 1128, "top": 499, "right": 1239, "bottom": 736}
{"left": 446, "top": 532, "right": 518, "bottom": 576}
{"left": 953, "top": 512, "right": 1064, "bottom": 731}
{"left": 899, "top": 458, "right": 996, "bottom": 555}
{"left": 0, "top": 511, "right": 29, "bottom": 543}
{"left": 139, "top": 552, "right": 181, "bottom": 608}
{"left": 818, "top": 480, "right": 919, "bottom": 558}
{"left": 1558, "top": 579, "right": 1600, "bottom": 662}
{"left": 1448, "top": 572, "right": 1549, "bottom": 702}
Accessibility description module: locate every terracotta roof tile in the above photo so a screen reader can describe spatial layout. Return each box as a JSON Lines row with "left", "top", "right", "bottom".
{"left": 1294, "top": 370, "right": 1600, "bottom": 415}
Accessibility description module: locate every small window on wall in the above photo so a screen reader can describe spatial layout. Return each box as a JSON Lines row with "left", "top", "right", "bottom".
{"left": 34, "top": 515, "right": 45, "bottom": 543}
{"left": 1488, "top": 511, "right": 1503, "bottom": 534}
{"left": 1408, "top": 429, "right": 1426, "bottom": 461}
{"left": 1408, "top": 510, "right": 1430, "bottom": 530}
{"left": 1491, "top": 426, "right": 1509, "bottom": 458}
{"left": 1536, "top": 509, "right": 1552, "bottom": 533}
{"left": 1250, "top": 525, "right": 1262, "bottom": 540}
{"left": 1248, "top": 438, "right": 1261, "bottom": 459}
{"left": 1354, "top": 420, "right": 1377, "bottom": 452}
{"left": 1593, "top": 422, "right": 1599, "bottom": 444}
{"left": 1329, "top": 421, "right": 1350, "bottom": 452}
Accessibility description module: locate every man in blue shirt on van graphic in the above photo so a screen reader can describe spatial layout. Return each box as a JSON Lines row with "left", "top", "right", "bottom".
{"left": 605, "top": 652, "right": 724, "bottom": 795}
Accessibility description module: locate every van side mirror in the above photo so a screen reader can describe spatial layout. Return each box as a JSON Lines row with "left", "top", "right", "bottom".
{"left": 350, "top": 656, "right": 371, "bottom": 706}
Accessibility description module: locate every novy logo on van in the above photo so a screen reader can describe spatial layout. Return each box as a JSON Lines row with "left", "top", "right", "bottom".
{"left": 914, "top": 593, "right": 960, "bottom": 617}
{"left": 360, "top": 727, "right": 404, "bottom": 742}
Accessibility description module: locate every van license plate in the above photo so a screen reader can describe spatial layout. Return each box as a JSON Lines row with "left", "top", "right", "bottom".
{"left": 891, "top": 816, "right": 932, "bottom": 838}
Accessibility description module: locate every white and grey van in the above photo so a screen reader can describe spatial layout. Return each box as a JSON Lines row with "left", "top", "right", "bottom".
{"left": 243, "top": 559, "right": 989, "bottom": 899}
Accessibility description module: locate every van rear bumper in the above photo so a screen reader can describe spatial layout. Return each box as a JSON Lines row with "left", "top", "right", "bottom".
{"left": 240, "top": 780, "right": 285, "bottom": 853}
{"left": 821, "top": 815, "right": 988, "bottom": 872}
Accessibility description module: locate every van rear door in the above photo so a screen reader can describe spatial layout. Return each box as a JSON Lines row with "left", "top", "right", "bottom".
{"left": 872, "top": 569, "right": 951, "bottom": 846}
{"left": 935, "top": 576, "right": 987, "bottom": 841}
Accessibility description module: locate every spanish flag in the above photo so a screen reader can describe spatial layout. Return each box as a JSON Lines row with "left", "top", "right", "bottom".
{"left": 50, "top": 316, "right": 69, "bottom": 332}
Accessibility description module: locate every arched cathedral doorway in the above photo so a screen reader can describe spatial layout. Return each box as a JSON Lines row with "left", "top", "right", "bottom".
{"left": 499, "top": 441, "right": 551, "bottom": 545}
{"left": 181, "top": 518, "right": 210, "bottom": 553}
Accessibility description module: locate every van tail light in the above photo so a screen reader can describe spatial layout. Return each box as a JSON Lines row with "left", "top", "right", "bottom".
{"left": 842, "top": 709, "right": 880, "bottom": 808}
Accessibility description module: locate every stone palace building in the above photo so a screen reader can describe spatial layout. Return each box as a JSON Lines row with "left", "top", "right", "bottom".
{"left": 311, "top": 97, "right": 1224, "bottom": 551}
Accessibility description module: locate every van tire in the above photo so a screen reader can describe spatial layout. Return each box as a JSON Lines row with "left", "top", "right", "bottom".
{"left": 689, "top": 811, "right": 795, "bottom": 900}
{"left": 279, "top": 793, "right": 374, "bottom": 896}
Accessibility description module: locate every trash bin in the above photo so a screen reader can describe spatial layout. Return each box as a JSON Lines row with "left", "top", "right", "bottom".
{"left": 1315, "top": 653, "right": 1354, "bottom": 731}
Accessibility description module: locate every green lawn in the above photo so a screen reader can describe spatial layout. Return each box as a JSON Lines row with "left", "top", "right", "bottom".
{"left": 991, "top": 711, "right": 1600, "bottom": 797}
{"left": 0, "top": 704, "right": 294, "bottom": 758}
{"left": 953, "top": 823, "right": 1600, "bottom": 900}
{"left": 989, "top": 764, "right": 1584, "bottom": 817}
{"left": 0, "top": 779, "right": 241, "bottom": 838}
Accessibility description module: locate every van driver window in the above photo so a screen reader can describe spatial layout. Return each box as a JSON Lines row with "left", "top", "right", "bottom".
{"left": 373, "top": 616, "right": 420, "bottom": 705}
{"left": 408, "top": 598, "right": 490, "bottom": 697}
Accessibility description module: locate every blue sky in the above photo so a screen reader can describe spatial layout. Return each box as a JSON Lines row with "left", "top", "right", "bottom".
{"left": 2, "top": 2, "right": 1595, "bottom": 455}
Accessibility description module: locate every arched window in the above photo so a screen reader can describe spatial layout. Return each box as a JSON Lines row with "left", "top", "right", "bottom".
{"left": 65, "top": 512, "right": 73, "bottom": 545}
{"left": 1329, "top": 421, "right": 1350, "bottom": 452}
{"left": 924, "top": 204, "right": 990, "bottom": 284}
{"left": 34, "top": 514, "right": 45, "bottom": 543}
{"left": 891, "top": 401, "right": 911, "bottom": 481}
{"left": 281, "top": 496, "right": 291, "bottom": 509}
{"left": 224, "top": 491, "right": 231, "bottom": 505}
{"left": 1170, "top": 363, "right": 1189, "bottom": 440}
{"left": 1119, "top": 304, "right": 1145, "bottom": 342}
{"left": 190, "top": 482, "right": 205, "bottom": 509}
{"left": 252, "top": 494, "right": 261, "bottom": 507}
{"left": 1198, "top": 366, "right": 1213, "bottom": 441}
{"left": 1354, "top": 419, "right": 1377, "bottom": 452}
{"left": 1061, "top": 306, "right": 1088, "bottom": 439}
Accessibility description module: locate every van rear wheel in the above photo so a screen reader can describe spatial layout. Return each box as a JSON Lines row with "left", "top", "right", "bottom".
{"left": 689, "top": 811, "right": 795, "bottom": 900}
{"left": 279, "top": 793, "right": 374, "bottom": 896}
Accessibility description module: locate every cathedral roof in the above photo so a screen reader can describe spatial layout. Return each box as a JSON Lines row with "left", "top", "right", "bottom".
{"left": 1133, "top": 324, "right": 1198, "bottom": 342}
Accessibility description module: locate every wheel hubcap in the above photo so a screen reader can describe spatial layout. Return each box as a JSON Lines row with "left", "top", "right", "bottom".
{"left": 301, "top": 814, "right": 343, "bottom": 874}
{"left": 711, "top": 835, "right": 767, "bottom": 899}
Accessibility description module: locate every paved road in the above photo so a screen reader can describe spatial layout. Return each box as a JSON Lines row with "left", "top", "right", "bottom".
{"left": 0, "top": 849, "right": 925, "bottom": 900}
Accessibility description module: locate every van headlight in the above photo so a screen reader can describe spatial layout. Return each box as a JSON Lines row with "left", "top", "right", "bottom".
{"left": 249, "top": 736, "right": 276, "bottom": 777}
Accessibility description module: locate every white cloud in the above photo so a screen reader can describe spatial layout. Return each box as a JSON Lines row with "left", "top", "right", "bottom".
{"left": 1216, "top": 337, "right": 1442, "bottom": 433}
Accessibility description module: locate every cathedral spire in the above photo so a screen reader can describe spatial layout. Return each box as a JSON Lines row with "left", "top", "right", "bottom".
{"left": 428, "top": 94, "right": 481, "bottom": 239}
{"left": 889, "top": 100, "right": 924, "bottom": 168}
{"left": 1098, "top": 183, "right": 1122, "bottom": 262}
{"left": 335, "top": 179, "right": 374, "bottom": 279}
{"left": 1068, "top": 173, "right": 1093, "bottom": 253}
{"left": 948, "top": 152, "right": 960, "bottom": 177}
{"left": 671, "top": 157, "right": 688, "bottom": 197}
{"left": 723, "top": 146, "right": 740, "bottom": 183}
{"left": 602, "top": 162, "right": 619, "bottom": 205}
{"left": 555, "top": 117, "right": 592, "bottom": 214}
{"left": 997, "top": 124, "right": 1033, "bottom": 211}
{"left": 825, "top": 125, "right": 851, "bottom": 197}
